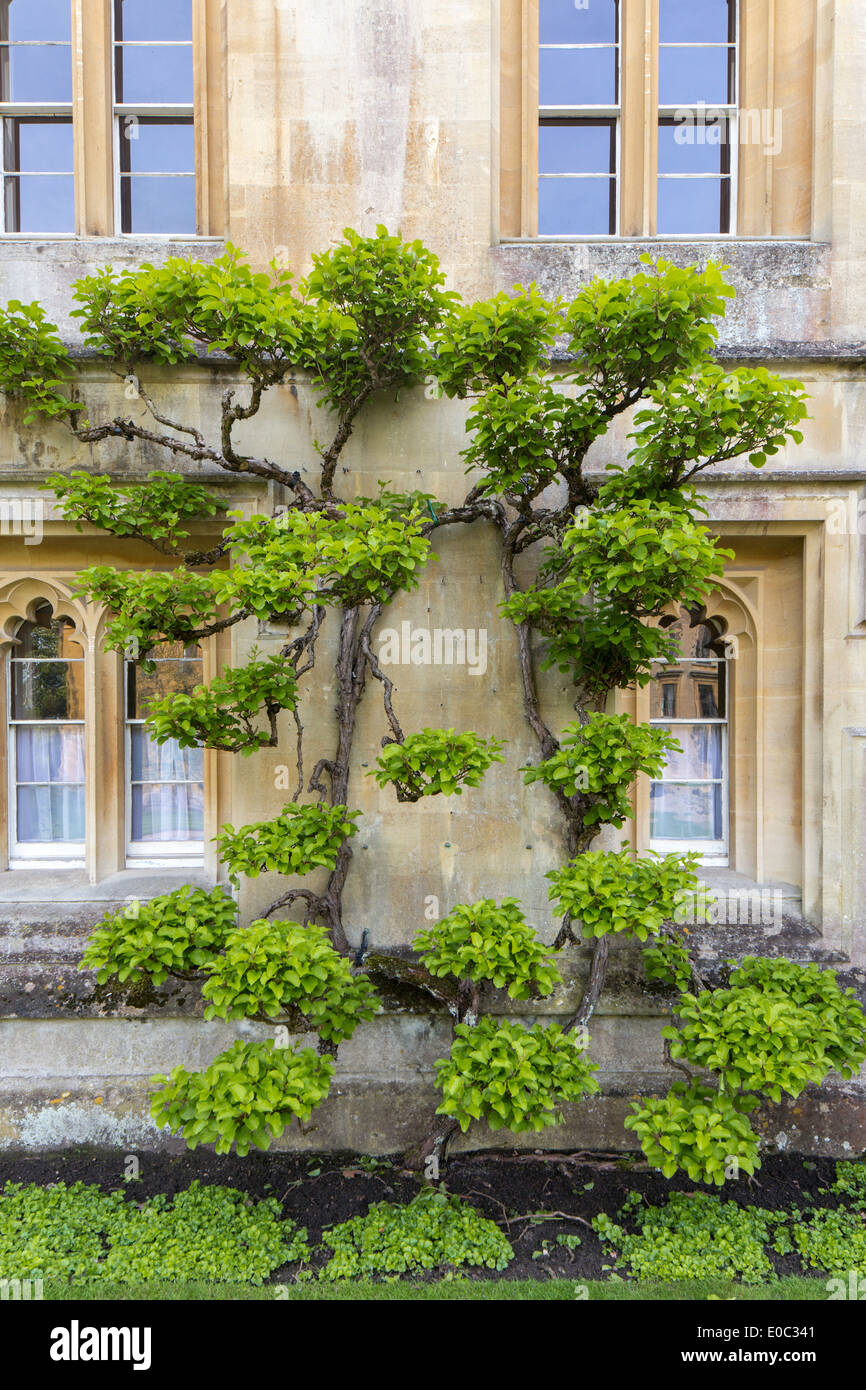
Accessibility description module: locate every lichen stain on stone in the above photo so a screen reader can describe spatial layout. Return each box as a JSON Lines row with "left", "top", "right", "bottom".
{"left": 0, "top": 1102, "right": 160, "bottom": 1151}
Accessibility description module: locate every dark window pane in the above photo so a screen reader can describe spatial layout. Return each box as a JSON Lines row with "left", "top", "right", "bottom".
{"left": 131, "top": 782, "right": 203, "bottom": 841}
{"left": 658, "top": 611, "right": 726, "bottom": 658}
{"left": 127, "top": 657, "right": 202, "bottom": 718}
{"left": 121, "top": 118, "right": 194, "bottom": 173}
{"left": 540, "top": 0, "right": 617, "bottom": 44}
{"left": 0, "top": 42, "right": 72, "bottom": 102}
{"left": 538, "top": 176, "right": 614, "bottom": 235}
{"left": 539, "top": 121, "right": 614, "bottom": 175}
{"left": 1, "top": 0, "right": 71, "bottom": 43}
{"left": 121, "top": 174, "right": 195, "bottom": 233}
{"left": 650, "top": 661, "right": 726, "bottom": 718}
{"left": 115, "top": 42, "right": 193, "bottom": 103}
{"left": 540, "top": 46, "right": 617, "bottom": 106}
{"left": 659, "top": 0, "right": 733, "bottom": 44}
{"left": 5, "top": 117, "right": 73, "bottom": 172}
{"left": 650, "top": 782, "right": 723, "bottom": 840}
{"left": 17, "top": 783, "right": 85, "bottom": 841}
{"left": 16, "top": 610, "right": 82, "bottom": 659}
{"left": 658, "top": 117, "right": 729, "bottom": 174}
{"left": 114, "top": 0, "right": 193, "bottom": 43}
{"left": 11, "top": 658, "right": 84, "bottom": 719}
{"left": 657, "top": 176, "right": 729, "bottom": 233}
{"left": 658, "top": 45, "right": 733, "bottom": 105}
{"left": 5, "top": 173, "right": 74, "bottom": 231}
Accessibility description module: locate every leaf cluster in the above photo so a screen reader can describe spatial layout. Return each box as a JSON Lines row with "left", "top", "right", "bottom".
{"left": 413, "top": 897, "right": 561, "bottom": 1000}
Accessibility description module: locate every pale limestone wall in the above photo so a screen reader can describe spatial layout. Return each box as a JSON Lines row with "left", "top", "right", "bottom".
{"left": 0, "top": 0, "right": 865, "bottom": 1152}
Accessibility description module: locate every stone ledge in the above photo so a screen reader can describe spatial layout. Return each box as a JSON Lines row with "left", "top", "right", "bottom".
{"left": 0, "top": 1076, "right": 863, "bottom": 1157}
{"left": 1, "top": 919, "right": 859, "bottom": 1019}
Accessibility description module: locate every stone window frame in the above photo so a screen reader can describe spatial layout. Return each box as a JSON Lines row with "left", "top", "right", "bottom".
{"left": 500, "top": 0, "right": 819, "bottom": 241}
{"left": 0, "top": 572, "right": 226, "bottom": 883}
{"left": 623, "top": 579, "right": 762, "bottom": 879}
{"left": 645, "top": 606, "right": 732, "bottom": 865}
{"left": 0, "top": 0, "right": 227, "bottom": 240}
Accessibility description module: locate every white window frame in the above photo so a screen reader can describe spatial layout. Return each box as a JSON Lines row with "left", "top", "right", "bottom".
{"left": 648, "top": 654, "right": 730, "bottom": 865}
{"left": 656, "top": 0, "right": 740, "bottom": 238}
{"left": 6, "top": 621, "right": 85, "bottom": 867}
{"left": 124, "top": 651, "right": 204, "bottom": 867}
{"left": 111, "top": 0, "right": 195, "bottom": 237}
{"left": 537, "top": 0, "right": 621, "bottom": 238}
{"left": 0, "top": 14, "right": 74, "bottom": 235}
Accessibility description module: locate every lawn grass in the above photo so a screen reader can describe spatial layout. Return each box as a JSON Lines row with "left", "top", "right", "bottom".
{"left": 41, "top": 1275, "right": 832, "bottom": 1301}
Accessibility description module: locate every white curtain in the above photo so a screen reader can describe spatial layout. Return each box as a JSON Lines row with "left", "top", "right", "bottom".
{"left": 130, "top": 729, "right": 203, "bottom": 781}
{"left": 131, "top": 779, "right": 204, "bottom": 842}
{"left": 15, "top": 726, "right": 85, "bottom": 842}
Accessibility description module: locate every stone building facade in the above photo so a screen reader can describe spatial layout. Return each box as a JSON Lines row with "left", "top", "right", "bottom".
{"left": 0, "top": 0, "right": 864, "bottom": 1156}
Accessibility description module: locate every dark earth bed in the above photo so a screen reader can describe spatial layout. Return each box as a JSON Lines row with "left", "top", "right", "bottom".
{"left": 0, "top": 1147, "right": 854, "bottom": 1283}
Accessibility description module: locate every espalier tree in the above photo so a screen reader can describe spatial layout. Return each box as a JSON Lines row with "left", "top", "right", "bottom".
{"left": 2, "top": 229, "right": 863, "bottom": 1178}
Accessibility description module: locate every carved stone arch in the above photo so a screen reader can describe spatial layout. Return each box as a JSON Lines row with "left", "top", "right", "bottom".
{"left": 635, "top": 578, "right": 764, "bottom": 879}
{"left": 0, "top": 576, "right": 101, "bottom": 652}
{"left": 654, "top": 582, "right": 759, "bottom": 661}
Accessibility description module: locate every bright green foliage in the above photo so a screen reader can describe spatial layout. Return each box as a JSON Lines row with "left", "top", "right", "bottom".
{"left": 43, "top": 469, "right": 226, "bottom": 551}
{"left": 70, "top": 247, "right": 319, "bottom": 376}
{"left": 547, "top": 848, "right": 705, "bottom": 941}
{"left": 303, "top": 226, "right": 456, "bottom": 411}
{"left": 523, "top": 713, "right": 680, "bottom": 826}
{"left": 413, "top": 897, "right": 561, "bottom": 1000}
{"left": 433, "top": 286, "right": 558, "bottom": 397}
{"left": 72, "top": 566, "right": 219, "bottom": 655}
{"left": 776, "top": 1207, "right": 866, "bottom": 1279}
{"left": 728, "top": 955, "right": 866, "bottom": 1078}
{"left": 593, "top": 1191, "right": 781, "bottom": 1284}
{"left": 830, "top": 1161, "right": 866, "bottom": 1204}
{"left": 302, "top": 501, "right": 432, "bottom": 605}
{"left": 213, "top": 510, "right": 323, "bottom": 619}
{"left": 0, "top": 299, "right": 81, "bottom": 422}
{"left": 370, "top": 728, "right": 505, "bottom": 801}
{"left": 0, "top": 1181, "right": 128, "bottom": 1281}
{"left": 80, "top": 885, "right": 237, "bottom": 987}
{"left": 462, "top": 376, "right": 606, "bottom": 498}
{"left": 501, "top": 500, "right": 732, "bottom": 697}
{"left": 502, "top": 577, "right": 677, "bottom": 697}
{"left": 215, "top": 803, "right": 360, "bottom": 886}
{"left": 320, "top": 1188, "right": 513, "bottom": 1279}
{"left": 146, "top": 652, "right": 298, "bottom": 755}
{"left": 151, "top": 1038, "right": 334, "bottom": 1155}
{"left": 434, "top": 1017, "right": 599, "bottom": 1133}
{"left": 624, "top": 1082, "right": 761, "bottom": 1184}
{"left": 634, "top": 959, "right": 866, "bottom": 1183}
{"left": 4, "top": 237, "right": 824, "bottom": 1172}
{"left": 628, "top": 363, "right": 808, "bottom": 483}
{"left": 218, "top": 502, "right": 432, "bottom": 613}
{"left": 563, "top": 256, "right": 735, "bottom": 403}
{"left": 642, "top": 935, "right": 694, "bottom": 992}
{"left": 555, "top": 499, "right": 732, "bottom": 615}
{"left": 201, "top": 919, "right": 378, "bottom": 1041}
{"left": 666, "top": 986, "right": 857, "bottom": 1103}
{"left": 99, "top": 1183, "right": 309, "bottom": 1284}
{"left": 0, "top": 1180, "right": 306, "bottom": 1285}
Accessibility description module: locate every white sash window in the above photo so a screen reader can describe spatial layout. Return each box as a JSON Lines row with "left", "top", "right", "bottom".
{"left": 125, "top": 640, "right": 204, "bottom": 864}
{"left": 648, "top": 612, "right": 729, "bottom": 864}
{"left": 8, "top": 601, "right": 85, "bottom": 862}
